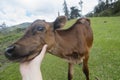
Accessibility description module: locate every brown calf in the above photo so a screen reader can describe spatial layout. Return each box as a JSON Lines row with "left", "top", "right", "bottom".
{"left": 5, "top": 16, "right": 93, "bottom": 80}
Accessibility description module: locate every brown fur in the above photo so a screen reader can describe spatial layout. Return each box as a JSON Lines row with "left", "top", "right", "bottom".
{"left": 5, "top": 16, "right": 93, "bottom": 80}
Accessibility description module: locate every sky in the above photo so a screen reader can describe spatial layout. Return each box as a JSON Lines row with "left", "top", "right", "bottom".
{"left": 0, "top": 0, "right": 98, "bottom": 26}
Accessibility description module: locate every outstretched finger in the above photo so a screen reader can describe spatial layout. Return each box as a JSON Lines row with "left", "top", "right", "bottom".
{"left": 32, "top": 44, "right": 48, "bottom": 62}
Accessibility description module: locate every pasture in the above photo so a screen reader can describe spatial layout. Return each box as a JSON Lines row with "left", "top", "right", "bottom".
{"left": 0, "top": 17, "right": 120, "bottom": 80}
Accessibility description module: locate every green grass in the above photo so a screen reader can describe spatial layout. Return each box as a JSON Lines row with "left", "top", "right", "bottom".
{"left": 0, "top": 32, "right": 23, "bottom": 52}
{"left": 89, "top": 17, "right": 120, "bottom": 80}
{"left": 0, "top": 17, "right": 120, "bottom": 80}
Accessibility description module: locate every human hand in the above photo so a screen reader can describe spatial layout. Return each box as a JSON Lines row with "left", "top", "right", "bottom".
{"left": 20, "top": 44, "right": 48, "bottom": 80}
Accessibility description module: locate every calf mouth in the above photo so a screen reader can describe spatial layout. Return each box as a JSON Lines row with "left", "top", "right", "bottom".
{"left": 19, "top": 50, "right": 42, "bottom": 62}
{"left": 5, "top": 49, "right": 42, "bottom": 62}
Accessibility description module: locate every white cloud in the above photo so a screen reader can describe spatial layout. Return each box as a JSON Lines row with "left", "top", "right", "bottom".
{"left": 82, "top": 0, "right": 98, "bottom": 14}
{"left": 0, "top": 0, "right": 98, "bottom": 26}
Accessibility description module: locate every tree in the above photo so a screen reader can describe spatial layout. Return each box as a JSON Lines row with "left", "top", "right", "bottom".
{"left": 70, "top": 6, "right": 81, "bottom": 19}
{"left": 105, "top": 0, "right": 109, "bottom": 8}
{"left": 0, "top": 22, "right": 7, "bottom": 29}
{"left": 94, "top": 1, "right": 106, "bottom": 13}
{"left": 63, "top": 0, "right": 70, "bottom": 19}
{"left": 92, "top": 0, "right": 120, "bottom": 17}
{"left": 79, "top": 0, "right": 83, "bottom": 15}
{"left": 0, "top": 22, "right": 9, "bottom": 34}
{"left": 112, "top": 0, "right": 120, "bottom": 14}
{"left": 110, "top": 0, "right": 113, "bottom": 4}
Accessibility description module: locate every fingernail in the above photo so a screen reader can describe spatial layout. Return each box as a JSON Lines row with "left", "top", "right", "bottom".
{"left": 45, "top": 44, "right": 48, "bottom": 47}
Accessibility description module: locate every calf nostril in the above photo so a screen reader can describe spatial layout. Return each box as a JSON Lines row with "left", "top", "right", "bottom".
{"left": 6, "top": 45, "right": 15, "bottom": 53}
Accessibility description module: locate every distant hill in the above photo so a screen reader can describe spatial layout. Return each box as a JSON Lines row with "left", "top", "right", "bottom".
{"left": 0, "top": 22, "right": 31, "bottom": 33}
{"left": 86, "top": 0, "right": 120, "bottom": 17}
{"left": 11, "top": 22, "right": 31, "bottom": 29}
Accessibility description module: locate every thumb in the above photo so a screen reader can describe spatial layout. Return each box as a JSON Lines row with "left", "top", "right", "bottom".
{"left": 34, "top": 44, "right": 48, "bottom": 61}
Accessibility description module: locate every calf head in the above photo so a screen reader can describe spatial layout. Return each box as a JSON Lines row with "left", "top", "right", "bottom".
{"left": 5, "top": 16, "right": 67, "bottom": 62}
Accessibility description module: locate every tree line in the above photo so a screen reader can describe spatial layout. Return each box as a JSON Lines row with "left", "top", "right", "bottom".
{"left": 63, "top": 0, "right": 82, "bottom": 20}
{"left": 86, "top": 0, "right": 120, "bottom": 17}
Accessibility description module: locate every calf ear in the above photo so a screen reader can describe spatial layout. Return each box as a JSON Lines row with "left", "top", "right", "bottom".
{"left": 77, "top": 18, "right": 91, "bottom": 25}
{"left": 53, "top": 16, "right": 67, "bottom": 30}
{"left": 86, "top": 18, "right": 91, "bottom": 25}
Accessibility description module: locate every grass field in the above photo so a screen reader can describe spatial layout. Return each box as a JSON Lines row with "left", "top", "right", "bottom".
{"left": 0, "top": 17, "right": 120, "bottom": 80}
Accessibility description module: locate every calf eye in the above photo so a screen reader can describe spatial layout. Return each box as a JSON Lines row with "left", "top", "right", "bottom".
{"left": 37, "top": 26, "right": 45, "bottom": 31}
